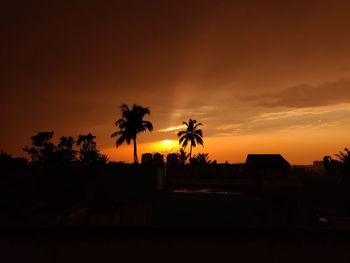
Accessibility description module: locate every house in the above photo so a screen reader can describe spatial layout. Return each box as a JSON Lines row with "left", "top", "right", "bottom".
{"left": 245, "top": 154, "right": 291, "bottom": 178}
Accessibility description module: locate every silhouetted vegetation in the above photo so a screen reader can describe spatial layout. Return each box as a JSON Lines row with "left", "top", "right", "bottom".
{"left": 23, "top": 131, "right": 107, "bottom": 169}
{"left": 190, "top": 153, "right": 213, "bottom": 165}
{"left": 23, "top": 131, "right": 56, "bottom": 167}
{"left": 77, "top": 133, "right": 108, "bottom": 165}
{"left": 0, "top": 151, "right": 27, "bottom": 176}
{"left": 57, "top": 136, "right": 77, "bottom": 163}
{"left": 178, "top": 119, "right": 203, "bottom": 160}
{"left": 111, "top": 104, "right": 153, "bottom": 164}
{"left": 178, "top": 148, "right": 189, "bottom": 165}
{"left": 324, "top": 148, "right": 350, "bottom": 184}
{"left": 166, "top": 149, "right": 189, "bottom": 166}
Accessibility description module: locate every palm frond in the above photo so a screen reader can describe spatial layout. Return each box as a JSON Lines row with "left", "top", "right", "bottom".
{"left": 120, "top": 104, "right": 130, "bottom": 119}
{"left": 193, "top": 134, "right": 204, "bottom": 145}
{"left": 111, "top": 131, "right": 122, "bottom": 138}
{"left": 177, "top": 131, "right": 187, "bottom": 137}
{"left": 180, "top": 136, "right": 189, "bottom": 149}
{"left": 193, "top": 123, "right": 203, "bottom": 130}
{"left": 194, "top": 129, "right": 203, "bottom": 138}
{"left": 179, "top": 135, "right": 187, "bottom": 144}
{"left": 120, "top": 104, "right": 130, "bottom": 112}
{"left": 115, "top": 119, "right": 126, "bottom": 127}
{"left": 116, "top": 135, "right": 126, "bottom": 147}
{"left": 142, "top": 120, "right": 153, "bottom": 132}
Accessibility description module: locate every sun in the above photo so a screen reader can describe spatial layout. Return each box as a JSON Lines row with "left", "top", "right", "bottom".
{"left": 156, "top": 139, "right": 178, "bottom": 152}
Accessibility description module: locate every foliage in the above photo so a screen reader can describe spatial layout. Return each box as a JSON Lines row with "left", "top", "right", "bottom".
{"left": 23, "top": 131, "right": 107, "bottom": 168}
{"left": 77, "top": 133, "right": 107, "bottom": 165}
{"left": 57, "top": 136, "right": 77, "bottom": 163}
{"left": 335, "top": 148, "right": 350, "bottom": 166}
{"left": 191, "top": 153, "right": 212, "bottom": 165}
{"left": 111, "top": 104, "right": 153, "bottom": 164}
{"left": 324, "top": 148, "right": 350, "bottom": 183}
{"left": 178, "top": 148, "right": 189, "bottom": 165}
{"left": 23, "top": 131, "right": 55, "bottom": 165}
{"left": 177, "top": 119, "right": 203, "bottom": 160}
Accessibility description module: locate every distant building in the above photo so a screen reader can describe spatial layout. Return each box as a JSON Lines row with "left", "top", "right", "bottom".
{"left": 293, "top": 160, "right": 326, "bottom": 176}
{"left": 141, "top": 153, "right": 164, "bottom": 166}
{"left": 153, "top": 153, "right": 164, "bottom": 166}
{"left": 245, "top": 154, "right": 291, "bottom": 178}
{"left": 141, "top": 153, "right": 153, "bottom": 165}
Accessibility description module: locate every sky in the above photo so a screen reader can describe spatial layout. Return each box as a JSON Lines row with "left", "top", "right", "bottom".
{"left": 1, "top": 0, "right": 350, "bottom": 164}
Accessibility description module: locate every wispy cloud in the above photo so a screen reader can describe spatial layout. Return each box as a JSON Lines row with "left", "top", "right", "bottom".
{"left": 213, "top": 104, "right": 350, "bottom": 136}
{"left": 241, "top": 78, "right": 350, "bottom": 108}
{"left": 158, "top": 124, "right": 186, "bottom": 132}
{"left": 171, "top": 106, "right": 216, "bottom": 118}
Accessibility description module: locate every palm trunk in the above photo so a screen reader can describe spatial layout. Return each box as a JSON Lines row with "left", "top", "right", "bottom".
{"left": 189, "top": 144, "right": 192, "bottom": 163}
{"left": 133, "top": 136, "right": 138, "bottom": 164}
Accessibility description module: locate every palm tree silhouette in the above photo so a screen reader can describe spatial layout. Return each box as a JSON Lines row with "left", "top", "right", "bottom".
{"left": 111, "top": 104, "right": 153, "bottom": 164}
{"left": 177, "top": 119, "right": 203, "bottom": 160}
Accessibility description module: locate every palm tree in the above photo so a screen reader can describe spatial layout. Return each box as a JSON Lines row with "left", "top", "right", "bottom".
{"left": 324, "top": 148, "right": 350, "bottom": 183}
{"left": 335, "top": 148, "right": 350, "bottom": 165}
{"left": 111, "top": 104, "right": 153, "bottom": 164}
{"left": 177, "top": 119, "right": 203, "bottom": 160}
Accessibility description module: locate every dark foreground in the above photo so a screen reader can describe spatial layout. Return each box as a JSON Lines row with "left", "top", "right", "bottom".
{"left": 2, "top": 226, "right": 350, "bottom": 263}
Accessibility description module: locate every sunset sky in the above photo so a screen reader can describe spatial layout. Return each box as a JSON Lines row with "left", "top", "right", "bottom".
{"left": 1, "top": 0, "right": 350, "bottom": 164}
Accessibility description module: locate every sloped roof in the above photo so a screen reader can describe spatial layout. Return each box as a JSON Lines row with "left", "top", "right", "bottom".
{"left": 245, "top": 154, "right": 291, "bottom": 168}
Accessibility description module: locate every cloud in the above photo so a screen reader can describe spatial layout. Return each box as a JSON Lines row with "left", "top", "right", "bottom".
{"left": 158, "top": 124, "right": 186, "bottom": 132}
{"left": 170, "top": 106, "right": 216, "bottom": 118}
{"left": 213, "top": 104, "right": 350, "bottom": 136}
{"left": 241, "top": 78, "right": 350, "bottom": 108}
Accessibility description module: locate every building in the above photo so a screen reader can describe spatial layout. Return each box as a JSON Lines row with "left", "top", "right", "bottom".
{"left": 245, "top": 154, "right": 291, "bottom": 178}
{"left": 141, "top": 153, "right": 153, "bottom": 165}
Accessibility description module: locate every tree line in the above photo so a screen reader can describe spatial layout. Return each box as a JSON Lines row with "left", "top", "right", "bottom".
{"left": 23, "top": 131, "right": 108, "bottom": 168}
{"left": 0, "top": 103, "right": 208, "bottom": 170}
{"left": 0, "top": 103, "right": 348, "bottom": 175}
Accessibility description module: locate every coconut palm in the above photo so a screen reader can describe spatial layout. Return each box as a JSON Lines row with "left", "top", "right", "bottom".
{"left": 335, "top": 148, "right": 350, "bottom": 165}
{"left": 177, "top": 119, "right": 203, "bottom": 160}
{"left": 111, "top": 104, "right": 153, "bottom": 164}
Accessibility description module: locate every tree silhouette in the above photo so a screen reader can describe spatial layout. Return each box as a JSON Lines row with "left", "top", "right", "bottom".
{"left": 77, "top": 133, "right": 106, "bottom": 165}
{"left": 324, "top": 148, "right": 350, "bottom": 183}
{"left": 177, "top": 119, "right": 203, "bottom": 160}
{"left": 192, "top": 153, "right": 211, "bottom": 165}
{"left": 57, "top": 136, "right": 77, "bottom": 163}
{"left": 23, "top": 131, "right": 55, "bottom": 165}
{"left": 335, "top": 148, "right": 350, "bottom": 166}
{"left": 111, "top": 104, "right": 153, "bottom": 164}
{"left": 178, "top": 148, "right": 189, "bottom": 165}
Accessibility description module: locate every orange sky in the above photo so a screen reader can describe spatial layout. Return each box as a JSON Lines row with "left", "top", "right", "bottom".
{"left": 1, "top": 0, "right": 350, "bottom": 164}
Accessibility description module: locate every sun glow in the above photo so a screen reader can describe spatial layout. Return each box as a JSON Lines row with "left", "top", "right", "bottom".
{"left": 156, "top": 139, "right": 179, "bottom": 153}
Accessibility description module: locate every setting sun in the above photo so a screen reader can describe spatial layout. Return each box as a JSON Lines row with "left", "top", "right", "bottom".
{"left": 156, "top": 140, "right": 179, "bottom": 153}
